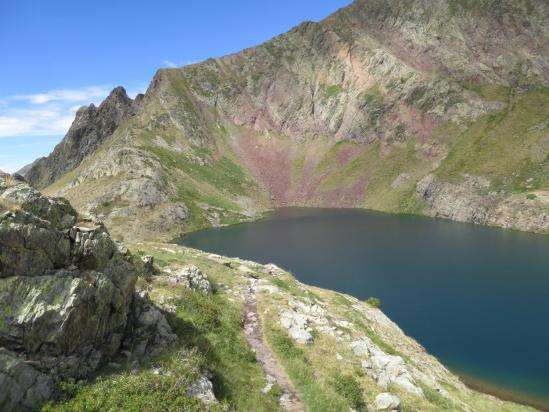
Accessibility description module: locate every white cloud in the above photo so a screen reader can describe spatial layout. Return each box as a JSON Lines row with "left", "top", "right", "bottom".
{"left": 0, "top": 86, "right": 113, "bottom": 138}
{"left": 163, "top": 60, "right": 178, "bottom": 68}
{"left": 163, "top": 59, "right": 199, "bottom": 68}
{"left": 11, "top": 86, "right": 112, "bottom": 105}
{"left": 0, "top": 107, "right": 75, "bottom": 137}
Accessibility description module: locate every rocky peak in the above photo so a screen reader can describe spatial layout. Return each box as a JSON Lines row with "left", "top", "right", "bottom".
{"left": 23, "top": 86, "right": 138, "bottom": 189}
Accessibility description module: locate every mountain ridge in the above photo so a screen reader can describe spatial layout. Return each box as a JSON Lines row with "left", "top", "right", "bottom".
{"left": 21, "top": 0, "right": 549, "bottom": 241}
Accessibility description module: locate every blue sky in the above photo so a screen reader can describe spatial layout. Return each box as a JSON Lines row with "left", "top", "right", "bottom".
{"left": 0, "top": 0, "right": 352, "bottom": 172}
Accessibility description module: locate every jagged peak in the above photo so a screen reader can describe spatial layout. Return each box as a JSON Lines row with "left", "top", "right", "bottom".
{"left": 97, "top": 86, "right": 134, "bottom": 113}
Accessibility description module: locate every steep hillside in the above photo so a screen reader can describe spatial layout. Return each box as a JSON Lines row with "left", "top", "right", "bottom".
{"left": 24, "top": 0, "right": 549, "bottom": 240}
{"left": 44, "top": 242, "right": 540, "bottom": 412}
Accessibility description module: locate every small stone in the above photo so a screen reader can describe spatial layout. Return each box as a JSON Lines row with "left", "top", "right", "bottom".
{"left": 187, "top": 375, "right": 216, "bottom": 405}
{"left": 374, "top": 392, "right": 401, "bottom": 411}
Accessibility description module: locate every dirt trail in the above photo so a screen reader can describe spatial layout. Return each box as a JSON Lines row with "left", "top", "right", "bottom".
{"left": 242, "top": 280, "right": 306, "bottom": 412}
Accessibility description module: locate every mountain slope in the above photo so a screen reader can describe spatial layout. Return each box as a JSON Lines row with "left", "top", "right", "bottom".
{"left": 24, "top": 0, "right": 549, "bottom": 241}
{"left": 45, "top": 241, "right": 541, "bottom": 412}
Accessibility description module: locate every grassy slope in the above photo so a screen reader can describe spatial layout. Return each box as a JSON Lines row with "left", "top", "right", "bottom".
{"left": 44, "top": 243, "right": 539, "bottom": 412}
{"left": 435, "top": 87, "right": 549, "bottom": 193}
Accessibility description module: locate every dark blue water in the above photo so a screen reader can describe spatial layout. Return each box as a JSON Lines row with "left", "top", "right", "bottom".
{"left": 178, "top": 208, "right": 549, "bottom": 409}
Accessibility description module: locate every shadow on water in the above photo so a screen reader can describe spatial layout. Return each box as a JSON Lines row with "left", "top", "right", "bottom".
{"left": 177, "top": 208, "right": 549, "bottom": 410}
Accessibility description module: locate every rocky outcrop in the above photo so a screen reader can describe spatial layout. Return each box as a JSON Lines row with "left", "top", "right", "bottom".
{"left": 0, "top": 349, "right": 54, "bottom": 411}
{"left": 165, "top": 265, "right": 213, "bottom": 294}
{"left": 186, "top": 374, "right": 217, "bottom": 405}
{"left": 279, "top": 310, "right": 314, "bottom": 345}
{"left": 352, "top": 339, "right": 423, "bottom": 396}
{"left": 0, "top": 175, "right": 175, "bottom": 411}
{"left": 417, "top": 174, "right": 549, "bottom": 233}
{"left": 374, "top": 392, "right": 401, "bottom": 411}
{"left": 123, "top": 291, "right": 177, "bottom": 357}
{"left": 23, "top": 87, "right": 140, "bottom": 189}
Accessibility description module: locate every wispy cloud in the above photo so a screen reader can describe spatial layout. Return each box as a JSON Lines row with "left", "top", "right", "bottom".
{"left": 11, "top": 86, "right": 112, "bottom": 105}
{"left": 163, "top": 59, "right": 199, "bottom": 68}
{"left": 0, "top": 107, "right": 75, "bottom": 137}
{"left": 163, "top": 60, "right": 178, "bottom": 68}
{"left": 0, "top": 86, "right": 112, "bottom": 137}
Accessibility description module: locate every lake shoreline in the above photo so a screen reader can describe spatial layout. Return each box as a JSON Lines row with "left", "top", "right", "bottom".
{"left": 458, "top": 373, "right": 549, "bottom": 412}
{"left": 179, "top": 207, "right": 549, "bottom": 410}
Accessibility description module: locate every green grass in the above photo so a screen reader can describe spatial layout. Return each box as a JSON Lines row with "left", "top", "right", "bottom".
{"left": 460, "top": 82, "right": 510, "bottom": 103}
{"left": 329, "top": 373, "right": 366, "bottom": 411}
{"left": 147, "top": 145, "right": 248, "bottom": 199}
{"left": 325, "top": 84, "right": 343, "bottom": 98}
{"left": 314, "top": 139, "right": 429, "bottom": 214}
{"left": 420, "top": 383, "right": 455, "bottom": 410}
{"left": 166, "top": 288, "right": 283, "bottom": 411}
{"left": 143, "top": 144, "right": 257, "bottom": 231}
{"left": 435, "top": 88, "right": 549, "bottom": 193}
{"left": 266, "top": 328, "right": 351, "bottom": 411}
{"left": 362, "top": 83, "right": 385, "bottom": 109}
{"left": 42, "top": 349, "right": 213, "bottom": 412}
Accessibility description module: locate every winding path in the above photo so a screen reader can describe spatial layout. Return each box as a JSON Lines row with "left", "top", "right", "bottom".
{"left": 242, "top": 280, "right": 306, "bottom": 412}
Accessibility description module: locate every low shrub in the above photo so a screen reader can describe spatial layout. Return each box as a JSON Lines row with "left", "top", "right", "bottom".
{"left": 366, "top": 296, "right": 381, "bottom": 308}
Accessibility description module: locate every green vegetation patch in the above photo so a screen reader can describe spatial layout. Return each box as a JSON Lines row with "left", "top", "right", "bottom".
{"left": 325, "top": 84, "right": 343, "bottom": 98}
{"left": 266, "top": 328, "right": 351, "bottom": 411}
{"left": 435, "top": 88, "right": 549, "bottom": 193}
{"left": 329, "top": 373, "right": 366, "bottom": 410}
{"left": 43, "top": 349, "right": 213, "bottom": 412}
{"left": 365, "top": 296, "right": 381, "bottom": 308}
{"left": 167, "top": 288, "right": 283, "bottom": 411}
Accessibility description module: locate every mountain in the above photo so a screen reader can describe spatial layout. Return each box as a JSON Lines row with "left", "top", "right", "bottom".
{"left": 1, "top": 173, "right": 538, "bottom": 410}
{"left": 25, "top": 87, "right": 141, "bottom": 188}
{"left": 22, "top": 0, "right": 549, "bottom": 241}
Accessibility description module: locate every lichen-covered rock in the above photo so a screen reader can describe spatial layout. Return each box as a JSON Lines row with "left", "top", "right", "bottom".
{"left": 123, "top": 291, "right": 177, "bottom": 357}
{"left": 352, "top": 339, "right": 423, "bottom": 396}
{"left": 0, "top": 349, "right": 54, "bottom": 412}
{"left": 0, "top": 177, "right": 76, "bottom": 230}
{"left": 0, "top": 212, "right": 72, "bottom": 278}
{"left": 374, "top": 392, "right": 401, "bottom": 411}
{"left": 279, "top": 310, "right": 314, "bottom": 345}
{"left": 186, "top": 374, "right": 216, "bottom": 405}
{"left": 0, "top": 175, "right": 175, "bottom": 410}
{"left": 167, "top": 265, "right": 212, "bottom": 294}
{"left": 141, "top": 255, "right": 154, "bottom": 277}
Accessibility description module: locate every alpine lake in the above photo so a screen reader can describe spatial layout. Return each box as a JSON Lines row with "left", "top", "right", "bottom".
{"left": 178, "top": 208, "right": 549, "bottom": 410}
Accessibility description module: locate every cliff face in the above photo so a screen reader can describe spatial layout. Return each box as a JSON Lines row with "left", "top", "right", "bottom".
{"left": 23, "top": 0, "right": 549, "bottom": 240}
{"left": 24, "top": 87, "right": 140, "bottom": 189}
